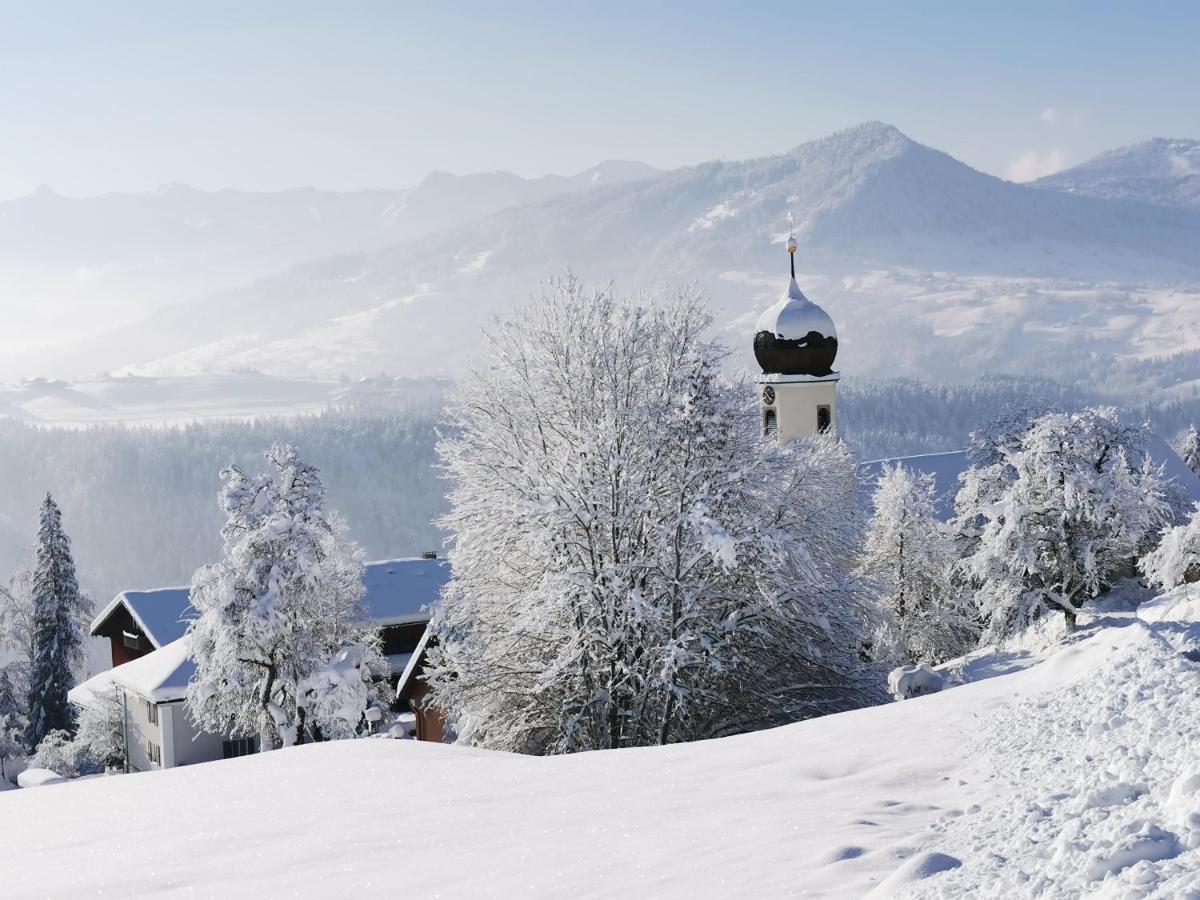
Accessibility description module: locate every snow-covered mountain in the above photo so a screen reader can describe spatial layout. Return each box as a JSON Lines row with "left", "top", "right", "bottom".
{"left": 49, "top": 123, "right": 1200, "bottom": 389}
{"left": 3, "top": 588, "right": 1197, "bottom": 897}
{"left": 1035, "top": 138, "right": 1200, "bottom": 209}
{"left": 12, "top": 123, "right": 1200, "bottom": 397}
{"left": 0, "top": 161, "right": 658, "bottom": 372}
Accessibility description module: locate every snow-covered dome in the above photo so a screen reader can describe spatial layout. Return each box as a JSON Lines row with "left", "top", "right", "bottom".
{"left": 753, "top": 275, "right": 838, "bottom": 376}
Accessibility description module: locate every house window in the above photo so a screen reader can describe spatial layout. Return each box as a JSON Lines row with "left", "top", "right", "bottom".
{"left": 145, "top": 700, "right": 159, "bottom": 725}
{"left": 763, "top": 409, "right": 777, "bottom": 437}
{"left": 122, "top": 630, "right": 140, "bottom": 650}
{"left": 223, "top": 737, "right": 258, "bottom": 759}
{"left": 817, "top": 405, "right": 832, "bottom": 433}
{"left": 147, "top": 740, "right": 161, "bottom": 765}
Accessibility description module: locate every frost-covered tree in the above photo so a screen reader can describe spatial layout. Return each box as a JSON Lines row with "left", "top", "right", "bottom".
{"left": 962, "top": 408, "right": 1173, "bottom": 640}
{"left": 73, "top": 686, "right": 127, "bottom": 772}
{"left": 186, "top": 444, "right": 382, "bottom": 750}
{"left": 1139, "top": 503, "right": 1200, "bottom": 590}
{"left": 951, "top": 403, "right": 1051, "bottom": 554}
{"left": 857, "top": 465, "right": 977, "bottom": 664}
{"left": 297, "top": 644, "right": 379, "bottom": 741}
{"left": 1178, "top": 424, "right": 1200, "bottom": 476}
{"left": 0, "top": 667, "right": 25, "bottom": 749}
{"left": 0, "top": 713, "right": 23, "bottom": 782}
{"left": 29, "top": 728, "right": 78, "bottom": 778}
{"left": 426, "top": 278, "right": 876, "bottom": 754}
{"left": 26, "top": 495, "right": 88, "bottom": 747}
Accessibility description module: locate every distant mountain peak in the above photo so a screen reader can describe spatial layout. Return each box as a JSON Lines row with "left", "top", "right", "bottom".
{"left": 1034, "top": 136, "right": 1200, "bottom": 209}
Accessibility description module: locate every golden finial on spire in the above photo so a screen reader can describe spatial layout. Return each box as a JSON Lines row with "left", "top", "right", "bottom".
{"left": 786, "top": 211, "right": 797, "bottom": 278}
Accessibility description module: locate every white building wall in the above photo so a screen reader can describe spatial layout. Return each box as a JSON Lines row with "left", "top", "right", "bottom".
{"left": 760, "top": 375, "right": 839, "bottom": 443}
{"left": 121, "top": 689, "right": 167, "bottom": 772}
{"left": 168, "top": 702, "right": 228, "bottom": 767}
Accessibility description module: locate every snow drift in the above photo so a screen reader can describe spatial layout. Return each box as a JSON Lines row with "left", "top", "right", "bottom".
{"left": 1, "top": 589, "right": 1197, "bottom": 898}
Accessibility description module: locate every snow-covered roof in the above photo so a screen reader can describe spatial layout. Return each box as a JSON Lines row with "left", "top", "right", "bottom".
{"left": 395, "top": 625, "right": 433, "bottom": 700}
{"left": 89, "top": 586, "right": 194, "bottom": 649}
{"left": 755, "top": 277, "right": 837, "bottom": 343}
{"left": 858, "top": 434, "right": 1200, "bottom": 520}
{"left": 110, "top": 637, "right": 195, "bottom": 703}
{"left": 67, "top": 668, "right": 116, "bottom": 708}
{"left": 361, "top": 558, "right": 450, "bottom": 626}
{"left": 90, "top": 557, "right": 451, "bottom": 645}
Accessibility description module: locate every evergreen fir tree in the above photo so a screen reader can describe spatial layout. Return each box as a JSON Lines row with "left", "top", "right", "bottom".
{"left": 25, "top": 494, "right": 86, "bottom": 747}
{"left": 0, "top": 667, "right": 22, "bottom": 726}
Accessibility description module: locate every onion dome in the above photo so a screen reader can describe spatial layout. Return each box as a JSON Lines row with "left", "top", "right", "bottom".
{"left": 753, "top": 236, "right": 837, "bottom": 376}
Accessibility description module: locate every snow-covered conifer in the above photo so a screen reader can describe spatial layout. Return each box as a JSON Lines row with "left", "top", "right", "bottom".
{"left": 1177, "top": 424, "right": 1200, "bottom": 476}
{"left": 26, "top": 495, "right": 88, "bottom": 747}
{"left": 0, "top": 713, "right": 23, "bottom": 782}
{"left": 426, "top": 278, "right": 876, "bottom": 754}
{"left": 963, "top": 408, "right": 1173, "bottom": 640}
{"left": 857, "top": 465, "right": 977, "bottom": 664}
{"left": 0, "top": 667, "right": 22, "bottom": 722}
{"left": 1139, "top": 503, "right": 1200, "bottom": 590}
{"left": 186, "top": 444, "right": 382, "bottom": 750}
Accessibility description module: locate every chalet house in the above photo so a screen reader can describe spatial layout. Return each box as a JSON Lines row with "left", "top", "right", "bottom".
{"left": 72, "top": 557, "right": 450, "bottom": 771}
{"left": 68, "top": 638, "right": 233, "bottom": 771}
{"left": 395, "top": 628, "right": 445, "bottom": 742}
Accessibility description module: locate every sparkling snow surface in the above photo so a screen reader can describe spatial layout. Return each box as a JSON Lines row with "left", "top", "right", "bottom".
{"left": 3, "top": 594, "right": 1199, "bottom": 897}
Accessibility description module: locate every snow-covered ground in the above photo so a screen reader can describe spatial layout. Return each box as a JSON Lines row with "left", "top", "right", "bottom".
{"left": 2, "top": 589, "right": 1197, "bottom": 898}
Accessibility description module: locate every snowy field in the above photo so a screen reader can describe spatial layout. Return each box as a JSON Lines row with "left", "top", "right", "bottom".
{"left": 2, "top": 591, "right": 1197, "bottom": 898}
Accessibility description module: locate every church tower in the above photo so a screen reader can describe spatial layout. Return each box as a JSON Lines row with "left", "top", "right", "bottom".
{"left": 753, "top": 233, "right": 839, "bottom": 442}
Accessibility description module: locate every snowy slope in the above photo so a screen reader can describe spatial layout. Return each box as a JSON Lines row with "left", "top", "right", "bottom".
{"left": 44, "top": 123, "right": 1200, "bottom": 394}
{"left": 2, "top": 592, "right": 1197, "bottom": 898}
{"left": 1035, "top": 138, "right": 1200, "bottom": 209}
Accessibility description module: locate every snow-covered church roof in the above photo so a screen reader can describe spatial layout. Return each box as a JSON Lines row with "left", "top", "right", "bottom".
{"left": 89, "top": 557, "right": 451, "bottom": 647}
{"left": 858, "top": 434, "right": 1200, "bottom": 520}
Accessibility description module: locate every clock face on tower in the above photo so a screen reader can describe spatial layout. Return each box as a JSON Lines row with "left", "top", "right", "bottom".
{"left": 762, "top": 386, "right": 775, "bottom": 405}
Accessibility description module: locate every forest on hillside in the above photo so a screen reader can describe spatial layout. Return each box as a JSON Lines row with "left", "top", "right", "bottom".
{"left": 1, "top": 375, "right": 1196, "bottom": 605}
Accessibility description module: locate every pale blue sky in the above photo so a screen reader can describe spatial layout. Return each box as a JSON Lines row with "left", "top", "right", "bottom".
{"left": 0, "top": 1, "right": 1196, "bottom": 200}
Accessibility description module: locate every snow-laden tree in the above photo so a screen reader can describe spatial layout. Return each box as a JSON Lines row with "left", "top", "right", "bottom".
{"left": 186, "top": 444, "right": 382, "bottom": 750}
{"left": 0, "top": 713, "right": 23, "bottom": 782}
{"left": 962, "top": 408, "right": 1173, "bottom": 640}
{"left": 1177, "top": 424, "right": 1200, "bottom": 476}
{"left": 426, "top": 278, "right": 876, "bottom": 754}
{"left": 29, "top": 728, "right": 78, "bottom": 777}
{"left": 297, "top": 644, "right": 379, "bottom": 741}
{"left": 72, "top": 686, "right": 126, "bottom": 772}
{"left": 951, "top": 403, "right": 1051, "bottom": 554}
{"left": 0, "top": 667, "right": 23, "bottom": 724}
{"left": 26, "top": 495, "right": 89, "bottom": 747}
{"left": 1139, "top": 503, "right": 1200, "bottom": 590}
{"left": 857, "top": 465, "right": 978, "bottom": 665}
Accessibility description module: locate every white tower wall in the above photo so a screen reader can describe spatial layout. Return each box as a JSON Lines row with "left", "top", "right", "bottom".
{"left": 759, "top": 373, "right": 839, "bottom": 442}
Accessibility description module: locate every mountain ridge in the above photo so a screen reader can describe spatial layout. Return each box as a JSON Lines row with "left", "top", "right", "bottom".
{"left": 12, "top": 122, "right": 1200, "bottom": 388}
{"left": 1034, "top": 136, "right": 1200, "bottom": 209}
